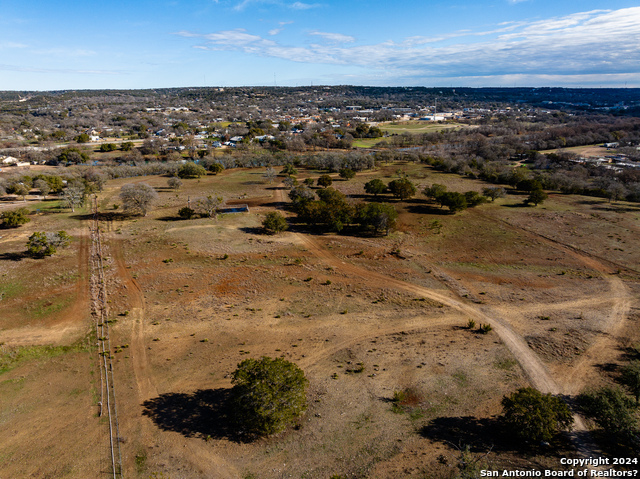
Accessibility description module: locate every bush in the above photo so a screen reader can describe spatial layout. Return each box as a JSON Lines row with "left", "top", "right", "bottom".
{"left": 177, "top": 162, "right": 207, "bottom": 179}
{"left": 26, "top": 231, "right": 71, "bottom": 258}
{"left": 178, "top": 207, "right": 196, "bottom": 219}
{"left": 578, "top": 387, "right": 638, "bottom": 442}
{"left": 620, "top": 361, "right": 640, "bottom": 405}
{"left": 501, "top": 387, "right": 573, "bottom": 443}
{"left": 525, "top": 188, "right": 548, "bottom": 206}
{"left": 317, "top": 174, "right": 332, "bottom": 188}
{"left": 356, "top": 202, "right": 398, "bottom": 236}
{"left": 231, "top": 356, "right": 308, "bottom": 436}
{"left": 339, "top": 168, "right": 355, "bottom": 180}
{"left": 262, "top": 211, "right": 288, "bottom": 234}
{"left": 1, "top": 208, "right": 30, "bottom": 228}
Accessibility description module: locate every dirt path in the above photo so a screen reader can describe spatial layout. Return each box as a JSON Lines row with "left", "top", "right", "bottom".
{"left": 477, "top": 213, "right": 633, "bottom": 395}
{"left": 274, "top": 185, "right": 632, "bottom": 460}
{"left": 299, "top": 233, "right": 563, "bottom": 393}
{"left": 111, "top": 238, "right": 156, "bottom": 401}
{"left": 109, "top": 235, "right": 241, "bottom": 478}
{"left": 274, "top": 185, "right": 561, "bottom": 392}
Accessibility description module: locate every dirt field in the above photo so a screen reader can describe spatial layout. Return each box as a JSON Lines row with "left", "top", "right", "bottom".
{"left": 0, "top": 164, "right": 638, "bottom": 478}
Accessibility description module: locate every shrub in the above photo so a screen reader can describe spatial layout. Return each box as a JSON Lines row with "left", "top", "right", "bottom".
{"left": 338, "top": 168, "right": 355, "bottom": 180}
{"left": 262, "top": 211, "right": 288, "bottom": 234}
{"left": 231, "top": 356, "right": 308, "bottom": 436}
{"left": 578, "top": 387, "right": 638, "bottom": 443}
{"left": 26, "top": 231, "right": 71, "bottom": 258}
{"left": 1, "top": 208, "right": 30, "bottom": 228}
{"left": 177, "top": 162, "right": 207, "bottom": 179}
{"left": 501, "top": 387, "right": 573, "bottom": 443}
{"left": 317, "top": 174, "right": 332, "bottom": 188}
{"left": 178, "top": 207, "right": 196, "bottom": 219}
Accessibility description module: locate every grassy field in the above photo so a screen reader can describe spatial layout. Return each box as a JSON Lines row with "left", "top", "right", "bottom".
{"left": 379, "top": 121, "right": 467, "bottom": 134}
{"left": 0, "top": 162, "right": 638, "bottom": 478}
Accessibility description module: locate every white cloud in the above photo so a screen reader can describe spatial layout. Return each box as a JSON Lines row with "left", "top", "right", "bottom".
{"left": 269, "top": 28, "right": 283, "bottom": 35}
{"left": 232, "top": 0, "right": 320, "bottom": 11}
{"left": 0, "top": 63, "right": 120, "bottom": 75}
{"left": 0, "top": 42, "right": 28, "bottom": 49}
{"left": 308, "top": 31, "right": 355, "bottom": 43}
{"left": 290, "top": 2, "right": 321, "bottom": 9}
{"left": 179, "top": 7, "right": 640, "bottom": 82}
{"left": 31, "top": 48, "right": 97, "bottom": 57}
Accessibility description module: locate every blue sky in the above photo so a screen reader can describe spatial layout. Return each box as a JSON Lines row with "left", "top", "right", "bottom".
{"left": 1, "top": 0, "right": 639, "bottom": 90}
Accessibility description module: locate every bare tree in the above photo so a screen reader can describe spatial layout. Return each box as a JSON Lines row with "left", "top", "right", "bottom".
{"left": 119, "top": 183, "right": 158, "bottom": 216}
{"left": 168, "top": 176, "right": 182, "bottom": 191}
{"left": 61, "top": 186, "right": 85, "bottom": 212}
{"left": 196, "top": 194, "right": 224, "bottom": 218}
{"left": 263, "top": 166, "right": 276, "bottom": 183}
{"left": 33, "top": 179, "right": 51, "bottom": 199}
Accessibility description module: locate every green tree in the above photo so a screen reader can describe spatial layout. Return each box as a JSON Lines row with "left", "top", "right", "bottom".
{"left": 578, "top": 387, "right": 638, "bottom": 442}
{"left": 75, "top": 133, "right": 90, "bottom": 143}
{"left": 99, "top": 143, "right": 117, "bottom": 152}
{"left": 26, "top": 231, "right": 71, "bottom": 258}
{"left": 177, "top": 162, "right": 207, "bottom": 179}
{"left": 482, "top": 186, "right": 506, "bottom": 202}
{"left": 356, "top": 202, "right": 398, "bottom": 236}
{"left": 42, "top": 175, "right": 64, "bottom": 194}
{"left": 178, "top": 206, "right": 195, "bottom": 219}
{"left": 12, "top": 183, "right": 29, "bottom": 201}
{"left": 364, "top": 178, "right": 387, "bottom": 197}
{"left": 441, "top": 191, "right": 468, "bottom": 213}
{"left": 388, "top": 178, "right": 416, "bottom": 200}
{"left": 1, "top": 208, "right": 30, "bottom": 228}
{"left": 526, "top": 188, "right": 548, "bottom": 206}
{"left": 620, "top": 361, "right": 640, "bottom": 405}
{"left": 57, "top": 147, "right": 90, "bottom": 165}
{"left": 231, "top": 356, "right": 308, "bottom": 436}
{"left": 339, "top": 168, "right": 356, "bottom": 180}
{"left": 317, "top": 174, "right": 333, "bottom": 188}
{"left": 262, "top": 211, "right": 288, "bottom": 234}
{"left": 464, "top": 191, "right": 488, "bottom": 207}
{"left": 121, "top": 141, "right": 134, "bottom": 151}
{"left": 424, "top": 183, "right": 448, "bottom": 206}
{"left": 501, "top": 387, "right": 573, "bottom": 443}
{"left": 280, "top": 164, "right": 298, "bottom": 176}
{"left": 207, "top": 162, "right": 224, "bottom": 174}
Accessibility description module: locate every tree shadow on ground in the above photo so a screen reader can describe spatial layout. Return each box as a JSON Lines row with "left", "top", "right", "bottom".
{"left": 404, "top": 203, "right": 451, "bottom": 215}
{"left": 593, "top": 204, "right": 640, "bottom": 213}
{"left": 238, "top": 226, "right": 266, "bottom": 235}
{"left": 69, "top": 212, "right": 133, "bottom": 221}
{"left": 0, "top": 251, "right": 27, "bottom": 261}
{"left": 422, "top": 416, "right": 575, "bottom": 457}
{"left": 420, "top": 416, "right": 504, "bottom": 453}
{"left": 141, "top": 388, "right": 249, "bottom": 443}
